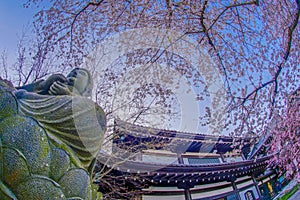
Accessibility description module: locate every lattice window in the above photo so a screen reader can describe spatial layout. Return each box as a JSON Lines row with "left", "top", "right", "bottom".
{"left": 245, "top": 190, "right": 255, "bottom": 200}
{"left": 188, "top": 157, "right": 220, "bottom": 164}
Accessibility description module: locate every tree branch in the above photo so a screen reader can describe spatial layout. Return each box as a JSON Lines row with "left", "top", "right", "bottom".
{"left": 241, "top": 0, "right": 299, "bottom": 106}
{"left": 70, "top": 0, "right": 104, "bottom": 52}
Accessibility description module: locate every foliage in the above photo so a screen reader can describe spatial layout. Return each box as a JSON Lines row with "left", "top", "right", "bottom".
{"left": 278, "top": 184, "right": 299, "bottom": 200}
{"left": 270, "top": 89, "right": 300, "bottom": 181}
{"left": 1, "top": 0, "right": 300, "bottom": 198}
{"left": 20, "top": 0, "right": 299, "bottom": 132}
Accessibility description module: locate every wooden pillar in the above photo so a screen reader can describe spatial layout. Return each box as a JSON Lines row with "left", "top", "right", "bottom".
{"left": 252, "top": 175, "right": 263, "bottom": 200}
{"left": 178, "top": 154, "right": 193, "bottom": 200}
{"left": 241, "top": 153, "right": 246, "bottom": 160}
{"left": 220, "top": 153, "right": 225, "bottom": 163}
{"left": 178, "top": 155, "right": 184, "bottom": 164}
{"left": 231, "top": 181, "right": 242, "bottom": 200}
{"left": 184, "top": 189, "right": 192, "bottom": 200}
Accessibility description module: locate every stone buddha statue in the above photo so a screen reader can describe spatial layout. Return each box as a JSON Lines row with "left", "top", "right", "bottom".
{"left": 15, "top": 68, "right": 106, "bottom": 170}
{"left": 0, "top": 68, "right": 105, "bottom": 199}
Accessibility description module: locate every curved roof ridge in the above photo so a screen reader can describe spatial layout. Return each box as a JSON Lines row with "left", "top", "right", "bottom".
{"left": 97, "top": 150, "right": 273, "bottom": 171}
{"left": 114, "top": 118, "right": 250, "bottom": 140}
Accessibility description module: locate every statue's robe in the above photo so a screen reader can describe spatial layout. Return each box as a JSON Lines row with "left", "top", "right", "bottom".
{"left": 14, "top": 90, "right": 106, "bottom": 169}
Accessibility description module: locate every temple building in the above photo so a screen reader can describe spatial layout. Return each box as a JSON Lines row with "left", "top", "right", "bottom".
{"left": 95, "top": 119, "right": 279, "bottom": 200}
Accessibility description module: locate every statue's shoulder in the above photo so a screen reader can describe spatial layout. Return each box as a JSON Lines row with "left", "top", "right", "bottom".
{"left": 0, "top": 79, "right": 18, "bottom": 119}
{"left": 0, "top": 78, "right": 15, "bottom": 92}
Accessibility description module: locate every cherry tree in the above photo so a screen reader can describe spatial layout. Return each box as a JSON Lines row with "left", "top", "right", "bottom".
{"left": 0, "top": 27, "right": 69, "bottom": 86}
{"left": 23, "top": 0, "right": 299, "bottom": 123}
{"left": 270, "top": 89, "right": 300, "bottom": 182}
{"left": 21, "top": 0, "right": 300, "bottom": 185}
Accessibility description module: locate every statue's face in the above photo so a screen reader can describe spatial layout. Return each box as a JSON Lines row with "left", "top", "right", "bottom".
{"left": 67, "top": 68, "right": 90, "bottom": 95}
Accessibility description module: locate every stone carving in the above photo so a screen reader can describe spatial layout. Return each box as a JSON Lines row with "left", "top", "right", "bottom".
{"left": 0, "top": 68, "right": 106, "bottom": 199}
{"left": 16, "top": 68, "right": 93, "bottom": 97}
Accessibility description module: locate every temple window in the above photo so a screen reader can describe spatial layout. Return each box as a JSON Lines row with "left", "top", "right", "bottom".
{"left": 188, "top": 157, "right": 221, "bottom": 164}
{"left": 244, "top": 190, "right": 255, "bottom": 200}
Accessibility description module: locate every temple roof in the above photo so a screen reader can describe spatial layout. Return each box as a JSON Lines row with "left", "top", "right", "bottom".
{"left": 95, "top": 151, "right": 272, "bottom": 191}
{"left": 113, "top": 119, "right": 257, "bottom": 154}
{"left": 95, "top": 120, "right": 274, "bottom": 198}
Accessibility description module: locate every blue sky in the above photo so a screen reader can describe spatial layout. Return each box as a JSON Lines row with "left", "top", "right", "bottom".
{"left": 0, "top": 1, "right": 36, "bottom": 63}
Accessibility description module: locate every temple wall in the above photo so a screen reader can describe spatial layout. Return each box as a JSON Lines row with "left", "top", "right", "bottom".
{"left": 192, "top": 185, "right": 233, "bottom": 199}
{"left": 143, "top": 193, "right": 185, "bottom": 200}
{"left": 142, "top": 154, "right": 178, "bottom": 164}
